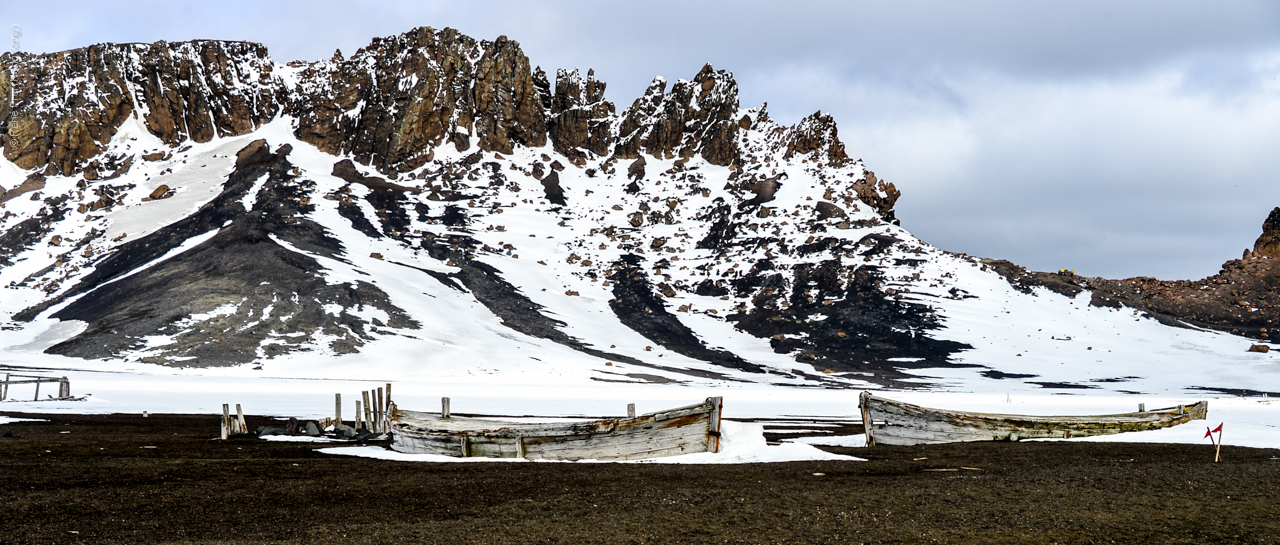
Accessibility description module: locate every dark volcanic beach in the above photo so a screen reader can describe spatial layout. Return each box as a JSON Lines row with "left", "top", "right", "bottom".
{"left": 2, "top": 412, "right": 1277, "bottom": 544}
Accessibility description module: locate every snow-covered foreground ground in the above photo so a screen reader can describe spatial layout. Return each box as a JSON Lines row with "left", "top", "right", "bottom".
{"left": 2, "top": 362, "right": 1276, "bottom": 460}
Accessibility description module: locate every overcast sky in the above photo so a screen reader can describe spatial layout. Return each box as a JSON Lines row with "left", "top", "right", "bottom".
{"left": 6, "top": 1, "right": 1280, "bottom": 279}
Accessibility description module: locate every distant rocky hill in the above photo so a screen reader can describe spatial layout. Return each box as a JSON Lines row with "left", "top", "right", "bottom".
{"left": 0, "top": 27, "right": 1273, "bottom": 391}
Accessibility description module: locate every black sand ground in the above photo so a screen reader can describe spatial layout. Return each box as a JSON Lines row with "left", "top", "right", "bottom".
{"left": 2, "top": 412, "right": 1278, "bottom": 544}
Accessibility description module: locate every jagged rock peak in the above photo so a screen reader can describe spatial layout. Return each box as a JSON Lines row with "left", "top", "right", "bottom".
{"left": 549, "top": 68, "right": 614, "bottom": 163}
{"left": 787, "top": 111, "right": 850, "bottom": 167}
{"left": 1252, "top": 206, "right": 1280, "bottom": 259}
{"left": 288, "top": 26, "right": 549, "bottom": 171}
{"left": 615, "top": 64, "right": 741, "bottom": 166}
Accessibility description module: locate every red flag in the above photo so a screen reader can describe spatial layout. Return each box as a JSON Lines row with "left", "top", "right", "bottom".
{"left": 1211, "top": 423, "right": 1223, "bottom": 434}
{"left": 1205, "top": 426, "right": 1214, "bottom": 438}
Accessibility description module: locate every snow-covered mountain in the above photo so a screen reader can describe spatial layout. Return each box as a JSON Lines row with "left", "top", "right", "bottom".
{"left": 1, "top": 27, "right": 1276, "bottom": 395}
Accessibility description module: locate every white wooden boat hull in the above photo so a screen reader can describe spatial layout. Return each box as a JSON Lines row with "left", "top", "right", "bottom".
{"left": 390, "top": 397, "right": 723, "bottom": 461}
{"left": 859, "top": 392, "right": 1207, "bottom": 446}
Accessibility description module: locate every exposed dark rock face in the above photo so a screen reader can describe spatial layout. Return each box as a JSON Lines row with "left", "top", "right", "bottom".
{"left": 25, "top": 140, "right": 416, "bottom": 365}
{"left": 725, "top": 256, "right": 972, "bottom": 385}
{"left": 607, "top": 255, "right": 764, "bottom": 374}
{"left": 0, "top": 193, "right": 67, "bottom": 267}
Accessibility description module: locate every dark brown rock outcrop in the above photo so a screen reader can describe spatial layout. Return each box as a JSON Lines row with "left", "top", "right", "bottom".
{"left": 1, "top": 41, "right": 284, "bottom": 175}
{"left": 1253, "top": 207, "right": 1280, "bottom": 259}
{"left": 614, "top": 64, "right": 740, "bottom": 166}
{"left": 548, "top": 68, "right": 614, "bottom": 163}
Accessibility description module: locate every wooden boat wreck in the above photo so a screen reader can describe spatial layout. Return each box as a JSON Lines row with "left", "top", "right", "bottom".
{"left": 389, "top": 397, "right": 723, "bottom": 461}
{"left": 858, "top": 392, "right": 1207, "bottom": 446}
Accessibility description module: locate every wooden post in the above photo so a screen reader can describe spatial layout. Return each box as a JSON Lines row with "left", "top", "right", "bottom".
{"left": 515, "top": 436, "right": 526, "bottom": 459}
{"left": 375, "top": 388, "right": 385, "bottom": 433}
{"left": 1177, "top": 404, "right": 1185, "bottom": 415}
{"left": 442, "top": 397, "right": 451, "bottom": 418}
{"left": 335, "top": 393, "right": 342, "bottom": 427}
{"left": 1138, "top": 403, "right": 1145, "bottom": 413}
{"left": 222, "top": 404, "right": 231, "bottom": 439}
{"left": 1, "top": 373, "right": 8, "bottom": 401}
{"left": 460, "top": 435, "right": 470, "bottom": 457}
{"left": 33, "top": 380, "right": 39, "bottom": 401}
{"left": 235, "top": 404, "right": 247, "bottom": 434}
{"left": 384, "top": 383, "right": 393, "bottom": 433}
{"left": 859, "top": 392, "right": 876, "bottom": 447}
{"left": 220, "top": 417, "right": 228, "bottom": 440}
{"left": 709, "top": 396, "right": 723, "bottom": 454}
{"left": 627, "top": 403, "right": 636, "bottom": 419}
{"left": 362, "top": 391, "right": 374, "bottom": 430}
{"left": 58, "top": 377, "right": 69, "bottom": 399}
{"left": 355, "top": 400, "right": 363, "bottom": 430}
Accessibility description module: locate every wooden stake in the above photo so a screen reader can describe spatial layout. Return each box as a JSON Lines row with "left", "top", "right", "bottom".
{"left": 627, "top": 403, "right": 636, "bottom": 419}
{"left": 709, "top": 397, "right": 723, "bottom": 454}
{"left": 222, "top": 404, "right": 231, "bottom": 439}
{"left": 355, "top": 400, "right": 363, "bottom": 430}
{"left": 335, "top": 393, "right": 342, "bottom": 427}
{"left": 58, "top": 377, "right": 69, "bottom": 399}
{"left": 220, "top": 418, "right": 228, "bottom": 440}
{"left": 33, "top": 380, "right": 39, "bottom": 401}
{"left": 460, "top": 435, "right": 470, "bottom": 457}
{"left": 442, "top": 397, "right": 451, "bottom": 418}
{"left": 235, "top": 404, "right": 247, "bottom": 434}
{"left": 515, "top": 436, "right": 526, "bottom": 459}
{"left": 1138, "top": 403, "right": 1145, "bottom": 412}
{"left": 2, "top": 372, "right": 8, "bottom": 401}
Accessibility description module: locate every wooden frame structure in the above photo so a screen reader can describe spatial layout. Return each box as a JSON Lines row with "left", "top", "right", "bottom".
{"left": 0, "top": 374, "right": 71, "bottom": 402}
